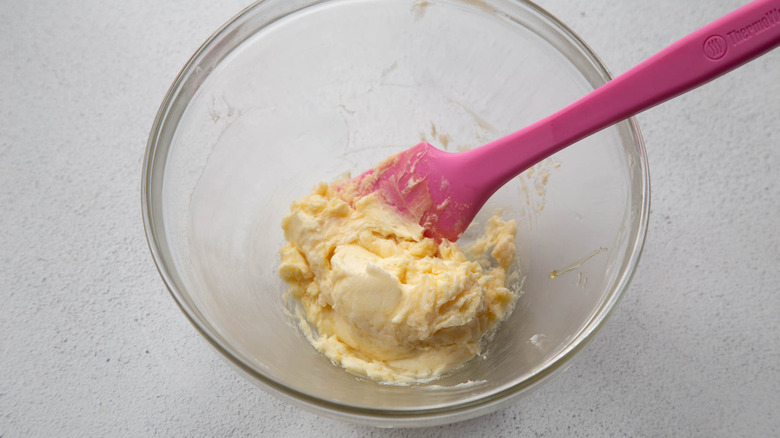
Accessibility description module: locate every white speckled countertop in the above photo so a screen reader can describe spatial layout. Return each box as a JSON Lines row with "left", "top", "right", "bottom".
{"left": 2, "top": 0, "right": 778, "bottom": 436}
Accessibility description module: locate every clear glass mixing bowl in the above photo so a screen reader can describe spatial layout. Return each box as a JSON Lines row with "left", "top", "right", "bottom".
{"left": 142, "top": 0, "right": 649, "bottom": 426}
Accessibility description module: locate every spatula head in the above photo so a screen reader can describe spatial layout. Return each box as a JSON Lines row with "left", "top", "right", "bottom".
{"left": 338, "top": 142, "right": 477, "bottom": 242}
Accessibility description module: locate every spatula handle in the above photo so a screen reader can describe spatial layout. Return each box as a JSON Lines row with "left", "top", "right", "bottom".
{"left": 468, "top": 0, "right": 780, "bottom": 194}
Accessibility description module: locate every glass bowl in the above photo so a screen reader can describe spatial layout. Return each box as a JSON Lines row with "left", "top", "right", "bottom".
{"left": 142, "top": 0, "right": 649, "bottom": 427}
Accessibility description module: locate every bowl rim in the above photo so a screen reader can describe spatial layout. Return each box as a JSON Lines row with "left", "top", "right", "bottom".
{"left": 141, "top": 0, "right": 650, "bottom": 425}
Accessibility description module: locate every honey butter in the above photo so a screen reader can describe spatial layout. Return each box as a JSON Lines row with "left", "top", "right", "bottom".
{"left": 279, "top": 180, "right": 517, "bottom": 383}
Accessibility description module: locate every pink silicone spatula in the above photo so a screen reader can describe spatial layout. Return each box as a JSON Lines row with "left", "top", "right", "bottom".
{"left": 344, "top": 0, "right": 780, "bottom": 242}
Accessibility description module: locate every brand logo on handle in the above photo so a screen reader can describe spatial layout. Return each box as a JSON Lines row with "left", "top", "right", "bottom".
{"left": 703, "top": 35, "right": 728, "bottom": 60}
{"left": 726, "top": 7, "right": 780, "bottom": 46}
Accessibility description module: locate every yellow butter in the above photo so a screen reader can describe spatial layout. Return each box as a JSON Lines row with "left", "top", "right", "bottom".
{"left": 279, "top": 180, "right": 517, "bottom": 383}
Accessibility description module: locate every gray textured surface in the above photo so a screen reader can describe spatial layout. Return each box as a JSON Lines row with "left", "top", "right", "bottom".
{"left": 1, "top": 0, "right": 778, "bottom": 436}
